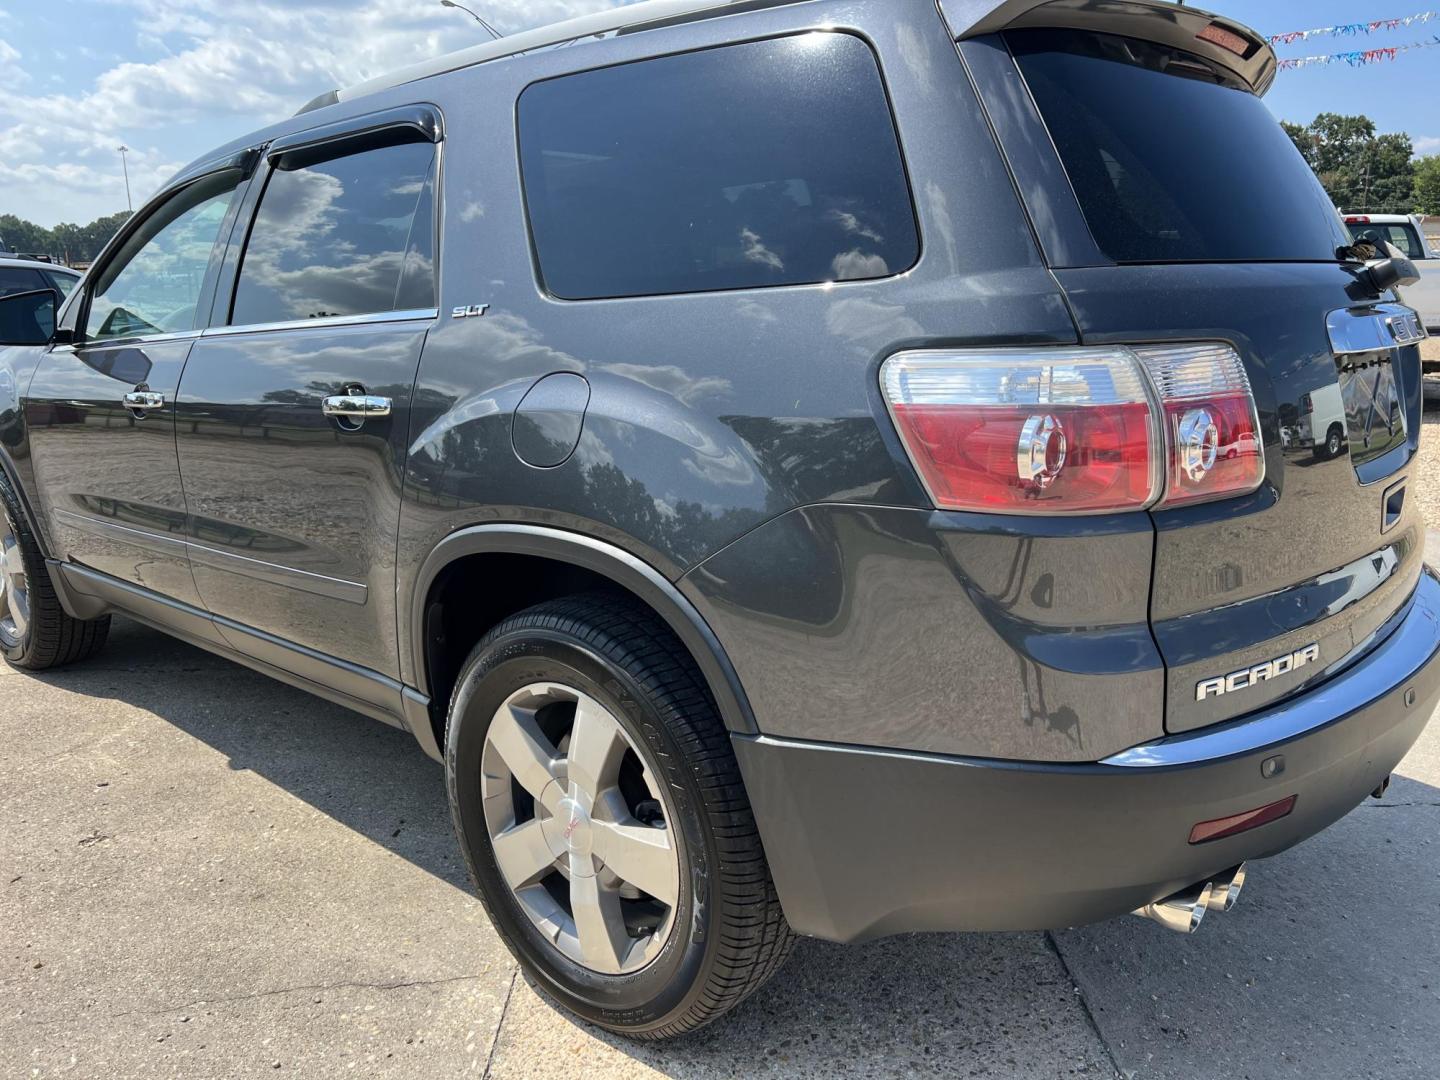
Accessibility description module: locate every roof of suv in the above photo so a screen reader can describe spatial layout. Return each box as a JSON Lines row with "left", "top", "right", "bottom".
{"left": 305, "top": 0, "right": 1273, "bottom": 114}
{"left": 0, "top": 256, "right": 79, "bottom": 276}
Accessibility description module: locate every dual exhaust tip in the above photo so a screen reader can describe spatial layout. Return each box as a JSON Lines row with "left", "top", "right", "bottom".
{"left": 1132, "top": 863, "right": 1247, "bottom": 934}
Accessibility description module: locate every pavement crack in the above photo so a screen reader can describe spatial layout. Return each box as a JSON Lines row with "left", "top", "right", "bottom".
{"left": 482, "top": 969, "right": 518, "bottom": 1080}
{"left": 1045, "top": 932, "right": 1126, "bottom": 1080}
{"left": 33, "top": 973, "right": 489, "bottom": 1025}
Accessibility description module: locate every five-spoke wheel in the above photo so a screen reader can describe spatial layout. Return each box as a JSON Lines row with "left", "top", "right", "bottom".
{"left": 482, "top": 682, "right": 680, "bottom": 975}
{"left": 0, "top": 517, "right": 28, "bottom": 646}
{"left": 445, "top": 595, "right": 793, "bottom": 1039}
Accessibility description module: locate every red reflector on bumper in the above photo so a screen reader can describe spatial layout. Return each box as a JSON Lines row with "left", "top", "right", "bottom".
{"left": 1188, "top": 795, "right": 1297, "bottom": 845}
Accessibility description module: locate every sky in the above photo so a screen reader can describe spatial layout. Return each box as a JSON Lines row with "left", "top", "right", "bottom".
{"left": 1, "top": 0, "right": 1437, "bottom": 227}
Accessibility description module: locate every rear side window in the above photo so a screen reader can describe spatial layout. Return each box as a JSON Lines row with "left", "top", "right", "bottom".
{"left": 1009, "top": 30, "right": 1349, "bottom": 264}
{"left": 231, "top": 139, "right": 437, "bottom": 326}
{"left": 518, "top": 33, "right": 919, "bottom": 300}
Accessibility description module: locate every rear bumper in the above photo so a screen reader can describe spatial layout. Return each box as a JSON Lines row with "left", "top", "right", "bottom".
{"left": 736, "top": 568, "right": 1440, "bottom": 943}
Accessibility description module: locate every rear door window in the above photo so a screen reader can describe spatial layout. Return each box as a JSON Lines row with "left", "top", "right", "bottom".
{"left": 231, "top": 139, "right": 437, "bottom": 326}
{"left": 1009, "top": 29, "right": 1349, "bottom": 264}
{"left": 517, "top": 33, "right": 919, "bottom": 300}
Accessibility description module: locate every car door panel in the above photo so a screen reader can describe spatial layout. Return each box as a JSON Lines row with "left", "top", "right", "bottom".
{"left": 27, "top": 335, "right": 201, "bottom": 604}
{"left": 23, "top": 169, "right": 248, "bottom": 605}
{"left": 176, "top": 318, "right": 428, "bottom": 674}
{"left": 172, "top": 117, "right": 440, "bottom": 679}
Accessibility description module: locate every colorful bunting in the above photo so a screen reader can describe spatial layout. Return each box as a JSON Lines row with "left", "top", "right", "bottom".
{"left": 1268, "top": 11, "right": 1438, "bottom": 45}
{"left": 1274, "top": 35, "right": 1440, "bottom": 70}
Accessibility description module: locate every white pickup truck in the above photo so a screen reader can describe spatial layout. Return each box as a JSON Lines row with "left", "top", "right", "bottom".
{"left": 1344, "top": 215, "right": 1440, "bottom": 348}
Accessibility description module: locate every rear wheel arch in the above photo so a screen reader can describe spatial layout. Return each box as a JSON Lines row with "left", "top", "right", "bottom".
{"left": 408, "top": 525, "right": 759, "bottom": 755}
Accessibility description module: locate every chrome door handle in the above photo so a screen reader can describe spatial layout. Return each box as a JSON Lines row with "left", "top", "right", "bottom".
{"left": 322, "top": 394, "right": 392, "bottom": 419}
{"left": 123, "top": 391, "right": 165, "bottom": 411}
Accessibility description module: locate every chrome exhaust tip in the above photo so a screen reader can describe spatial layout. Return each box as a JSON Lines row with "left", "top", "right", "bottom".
{"left": 1203, "top": 863, "right": 1247, "bottom": 913}
{"left": 1132, "top": 880, "right": 1215, "bottom": 934}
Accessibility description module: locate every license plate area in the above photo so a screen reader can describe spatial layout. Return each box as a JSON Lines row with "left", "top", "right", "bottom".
{"left": 1339, "top": 356, "right": 1407, "bottom": 470}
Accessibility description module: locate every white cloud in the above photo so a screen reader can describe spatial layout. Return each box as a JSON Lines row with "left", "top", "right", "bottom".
{"left": 1415, "top": 135, "right": 1440, "bottom": 156}
{"left": 1, "top": 0, "right": 635, "bottom": 226}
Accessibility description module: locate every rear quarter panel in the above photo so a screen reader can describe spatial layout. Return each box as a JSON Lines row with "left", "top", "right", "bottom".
{"left": 394, "top": 0, "right": 1085, "bottom": 700}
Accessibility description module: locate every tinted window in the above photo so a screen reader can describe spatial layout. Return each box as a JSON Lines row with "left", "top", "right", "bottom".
{"left": 86, "top": 173, "right": 241, "bottom": 341}
{"left": 1346, "top": 222, "right": 1428, "bottom": 260}
{"left": 232, "top": 139, "right": 437, "bottom": 325}
{"left": 1010, "top": 30, "right": 1349, "bottom": 264}
{"left": 518, "top": 33, "right": 918, "bottom": 300}
{"left": 43, "top": 271, "right": 81, "bottom": 298}
{"left": 0, "top": 266, "right": 46, "bottom": 298}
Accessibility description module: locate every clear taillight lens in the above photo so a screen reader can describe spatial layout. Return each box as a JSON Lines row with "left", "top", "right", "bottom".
{"left": 881, "top": 344, "right": 1264, "bottom": 515}
{"left": 1135, "top": 344, "right": 1264, "bottom": 508}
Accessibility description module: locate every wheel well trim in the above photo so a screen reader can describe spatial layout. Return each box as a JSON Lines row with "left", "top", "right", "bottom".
{"left": 407, "top": 524, "right": 760, "bottom": 736}
{"left": 0, "top": 451, "right": 53, "bottom": 561}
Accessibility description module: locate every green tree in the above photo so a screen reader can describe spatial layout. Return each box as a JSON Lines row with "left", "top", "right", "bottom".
{"left": 1282, "top": 113, "right": 1416, "bottom": 213}
{"left": 1415, "top": 155, "right": 1440, "bottom": 216}
{"left": 0, "top": 210, "right": 131, "bottom": 263}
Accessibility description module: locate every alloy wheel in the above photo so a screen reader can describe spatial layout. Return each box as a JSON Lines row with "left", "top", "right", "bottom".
{"left": 0, "top": 515, "right": 29, "bottom": 644}
{"left": 481, "top": 682, "right": 681, "bottom": 975}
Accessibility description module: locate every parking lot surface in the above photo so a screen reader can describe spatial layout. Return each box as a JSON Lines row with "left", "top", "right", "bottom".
{"left": 6, "top": 404, "right": 1440, "bottom": 1079}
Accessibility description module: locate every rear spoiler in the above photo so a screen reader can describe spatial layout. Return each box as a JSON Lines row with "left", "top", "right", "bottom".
{"left": 938, "top": 0, "right": 1277, "bottom": 96}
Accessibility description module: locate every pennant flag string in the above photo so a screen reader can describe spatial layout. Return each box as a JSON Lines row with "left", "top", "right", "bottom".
{"left": 1274, "top": 35, "right": 1440, "bottom": 69}
{"left": 1268, "top": 11, "right": 1437, "bottom": 45}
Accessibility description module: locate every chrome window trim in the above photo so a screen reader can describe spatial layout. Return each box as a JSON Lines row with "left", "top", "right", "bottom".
{"left": 202, "top": 307, "right": 439, "bottom": 338}
{"left": 74, "top": 329, "right": 204, "bottom": 350}
{"left": 1102, "top": 568, "right": 1440, "bottom": 768}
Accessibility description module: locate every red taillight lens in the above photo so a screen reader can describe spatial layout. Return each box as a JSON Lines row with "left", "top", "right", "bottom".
{"left": 881, "top": 343, "right": 1265, "bottom": 515}
{"left": 882, "top": 350, "right": 1159, "bottom": 514}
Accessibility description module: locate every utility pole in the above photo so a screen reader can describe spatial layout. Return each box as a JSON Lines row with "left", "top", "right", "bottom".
{"left": 117, "top": 145, "right": 133, "bottom": 213}
{"left": 439, "top": 0, "right": 501, "bottom": 39}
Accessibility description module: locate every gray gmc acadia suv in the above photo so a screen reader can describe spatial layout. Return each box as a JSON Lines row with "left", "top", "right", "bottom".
{"left": 1, "top": 0, "right": 1436, "bottom": 1040}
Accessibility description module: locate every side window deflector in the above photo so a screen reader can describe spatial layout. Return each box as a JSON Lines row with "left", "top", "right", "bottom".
{"left": 266, "top": 104, "right": 444, "bottom": 172}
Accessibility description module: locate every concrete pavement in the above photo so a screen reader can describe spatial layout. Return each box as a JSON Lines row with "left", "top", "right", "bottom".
{"left": 4, "top": 613, "right": 1439, "bottom": 1079}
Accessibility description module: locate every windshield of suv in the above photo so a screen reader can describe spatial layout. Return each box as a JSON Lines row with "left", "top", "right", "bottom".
{"left": 1345, "top": 222, "right": 1429, "bottom": 260}
{"left": 1008, "top": 29, "right": 1350, "bottom": 264}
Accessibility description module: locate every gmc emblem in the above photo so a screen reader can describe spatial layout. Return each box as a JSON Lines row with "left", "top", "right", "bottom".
{"left": 1196, "top": 643, "right": 1319, "bottom": 701}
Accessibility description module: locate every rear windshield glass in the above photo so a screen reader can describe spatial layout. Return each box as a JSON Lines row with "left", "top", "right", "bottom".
{"left": 1009, "top": 29, "right": 1349, "bottom": 264}
{"left": 518, "top": 33, "right": 919, "bottom": 300}
{"left": 1345, "top": 222, "right": 1429, "bottom": 260}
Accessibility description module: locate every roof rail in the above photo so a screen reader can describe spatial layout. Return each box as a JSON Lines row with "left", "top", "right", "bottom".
{"left": 296, "top": 0, "right": 795, "bottom": 116}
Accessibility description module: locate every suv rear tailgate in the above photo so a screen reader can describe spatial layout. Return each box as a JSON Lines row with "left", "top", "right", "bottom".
{"left": 961, "top": 17, "right": 1427, "bottom": 733}
{"left": 1057, "top": 263, "right": 1424, "bottom": 732}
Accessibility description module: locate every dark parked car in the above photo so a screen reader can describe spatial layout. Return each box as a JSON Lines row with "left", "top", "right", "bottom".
{"left": 0, "top": 256, "right": 81, "bottom": 301}
{"left": 1, "top": 0, "right": 1436, "bottom": 1040}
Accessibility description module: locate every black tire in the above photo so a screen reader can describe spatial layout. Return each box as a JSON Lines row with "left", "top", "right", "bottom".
{"left": 1325, "top": 425, "right": 1344, "bottom": 459}
{"left": 445, "top": 593, "right": 794, "bottom": 1039}
{"left": 0, "top": 473, "right": 110, "bottom": 670}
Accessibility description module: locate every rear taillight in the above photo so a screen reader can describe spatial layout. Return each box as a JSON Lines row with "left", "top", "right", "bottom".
{"left": 881, "top": 343, "right": 1264, "bottom": 515}
{"left": 1136, "top": 344, "right": 1263, "bottom": 508}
